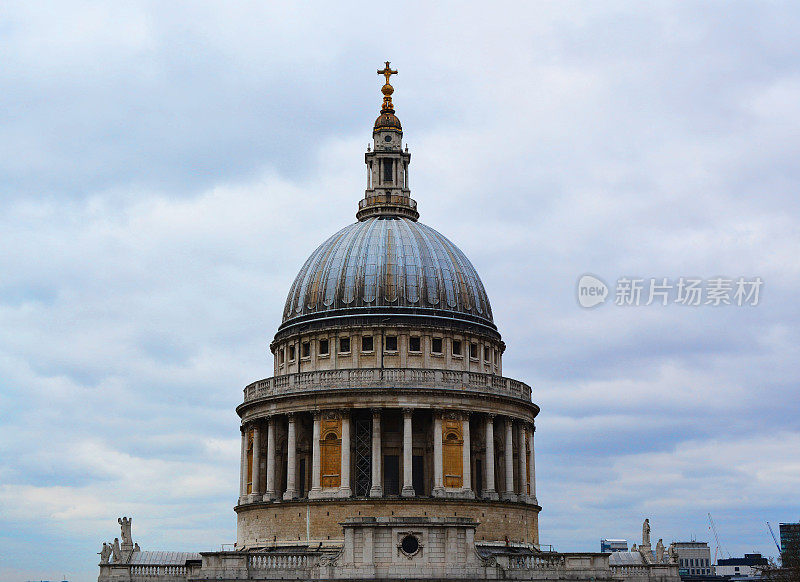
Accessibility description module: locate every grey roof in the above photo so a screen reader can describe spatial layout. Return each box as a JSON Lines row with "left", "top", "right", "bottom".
{"left": 281, "top": 217, "right": 494, "bottom": 332}
{"left": 609, "top": 551, "right": 647, "bottom": 565}
{"left": 129, "top": 551, "right": 201, "bottom": 564}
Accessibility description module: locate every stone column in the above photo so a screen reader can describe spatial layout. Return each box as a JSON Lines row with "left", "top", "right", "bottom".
{"left": 239, "top": 426, "right": 247, "bottom": 502}
{"left": 265, "top": 416, "right": 276, "bottom": 500}
{"left": 401, "top": 408, "right": 415, "bottom": 497}
{"left": 483, "top": 414, "right": 498, "bottom": 499}
{"left": 369, "top": 409, "right": 383, "bottom": 497}
{"left": 339, "top": 410, "right": 352, "bottom": 497}
{"left": 502, "top": 417, "right": 516, "bottom": 501}
{"left": 432, "top": 412, "right": 444, "bottom": 495}
{"left": 461, "top": 413, "right": 474, "bottom": 497}
{"left": 518, "top": 422, "right": 528, "bottom": 500}
{"left": 529, "top": 423, "right": 537, "bottom": 503}
{"left": 308, "top": 412, "right": 322, "bottom": 499}
{"left": 283, "top": 413, "right": 298, "bottom": 500}
{"left": 250, "top": 422, "right": 263, "bottom": 500}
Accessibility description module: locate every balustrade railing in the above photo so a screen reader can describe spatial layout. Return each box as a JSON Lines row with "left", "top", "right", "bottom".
{"left": 505, "top": 554, "right": 566, "bottom": 569}
{"left": 243, "top": 368, "right": 532, "bottom": 403}
{"left": 610, "top": 565, "right": 650, "bottom": 575}
{"left": 130, "top": 564, "right": 188, "bottom": 576}
{"left": 248, "top": 553, "right": 318, "bottom": 569}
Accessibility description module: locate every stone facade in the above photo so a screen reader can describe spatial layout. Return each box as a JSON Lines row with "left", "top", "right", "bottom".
{"left": 236, "top": 498, "right": 539, "bottom": 547}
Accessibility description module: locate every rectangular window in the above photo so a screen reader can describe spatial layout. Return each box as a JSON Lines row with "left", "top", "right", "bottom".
{"left": 385, "top": 335, "right": 397, "bottom": 352}
{"left": 279, "top": 349, "right": 284, "bottom": 364}
{"left": 484, "top": 345, "right": 491, "bottom": 362}
{"left": 340, "top": 337, "right": 350, "bottom": 353}
{"left": 409, "top": 336, "right": 421, "bottom": 352}
{"left": 432, "top": 337, "right": 443, "bottom": 354}
{"left": 362, "top": 335, "right": 374, "bottom": 352}
{"left": 302, "top": 341, "right": 310, "bottom": 358}
{"left": 289, "top": 345, "right": 296, "bottom": 360}
{"left": 470, "top": 343, "right": 478, "bottom": 359}
{"left": 319, "top": 339, "right": 329, "bottom": 355}
{"left": 452, "top": 340, "right": 462, "bottom": 356}
{"left": 384, "top": 454, "right": 399, "bottom": 495}
{"left": 383, "top": 158, "right": 393, "bottom": 183}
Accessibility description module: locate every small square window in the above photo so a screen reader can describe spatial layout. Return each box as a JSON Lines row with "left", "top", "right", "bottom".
{"left": 409, "top": 336, "right": 421, "bottom": 352}
{"left": 319, "top": 339, "right": 329, "bottom": 355}
{"left": 432, "top": 338, "right": 443, "bottom": 354}
{"left": 288, "top": 345, "right": 296, "bottom": 360}
{"left": 362, "top": 336, "right": 374, "bottom": 352}
{"left": 385, "top": 335, "right": 397, "bottom": 351}
{"left": 452, "top": 340, "right": 462, "bottom": 356}
{"left": 302, "top": 342, "right": 310, "bottom": 358}
{"left": 340, "top": 337, "right": 350, "bottom": 353}
{"left": 470, "top": 343, "right": 478, "bottom": 359}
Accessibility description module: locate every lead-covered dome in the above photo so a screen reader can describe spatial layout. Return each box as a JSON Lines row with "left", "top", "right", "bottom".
{"left": 280, "top": 216, "right": 494, "bottom": 332}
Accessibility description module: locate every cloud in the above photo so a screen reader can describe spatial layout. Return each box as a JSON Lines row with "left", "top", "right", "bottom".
{"left": 1, "top": 2, "right": 799, "bottom": 580}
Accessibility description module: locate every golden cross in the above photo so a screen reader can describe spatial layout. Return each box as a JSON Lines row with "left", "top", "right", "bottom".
{"left": 378, "top": 61, "right": 397, "bottom": 85}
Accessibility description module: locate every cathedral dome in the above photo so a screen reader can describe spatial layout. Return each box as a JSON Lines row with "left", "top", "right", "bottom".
{"left": 280, "top": 216, "right": 495, "bottom": 332}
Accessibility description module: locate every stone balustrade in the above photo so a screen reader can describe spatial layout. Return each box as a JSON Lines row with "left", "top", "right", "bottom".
{"left": 611, "top": 565, "right": 650, "bottom": 575}
{"left": 248, "top": 553, "right": 319, "bottom": 569}
{"left": 357, "top": 193, "right": 417, "bottom": 211}
{"left": 243, "top": 368, "right": 532, "bottom": 403}
{"left": 127, "top": 564, "right": 189, "bottom": 580}
{"left": 504, "top": 554, "right": 566, "bottom": 569}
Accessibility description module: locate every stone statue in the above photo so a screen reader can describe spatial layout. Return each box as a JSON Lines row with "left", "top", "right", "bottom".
{"left": 656, "top": 538, "right": 665, "bottom": 562}
{"left": 631, "top": 543, "right": 638, "bottom": 552}
{"left": 668, "top": 543, "right": 679, "bottom": 564}
{"left": 118, "top": 517, "right": 133, "bottom": 550}
{"left": 642, "top": 518, "right": 651, "bottom": 546}
{"left": 134, "top": 542, "right": 140, "bottom": 552}
{"left": 111, "top": 538, "right": 121, "bottom": 562}
{"left": 99, "top": 542, "right": 112, "bottom": 564}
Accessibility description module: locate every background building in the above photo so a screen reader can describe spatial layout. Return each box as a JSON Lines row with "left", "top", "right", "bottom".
{"left": 779, "top": 523, "right": 800, "bottom": 567}
{"left": 674, "top": 542, "right": 712, "bottom": 576}
{"left": 603, "top": 539, "right": 630, "bottom": 553}
{"left": 715, "top": 554, "right": 768, "bottom": 578}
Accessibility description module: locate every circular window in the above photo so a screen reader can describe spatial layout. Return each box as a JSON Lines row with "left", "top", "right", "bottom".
{"left": 401, "top": 534, "right": 419, "bottom": 555}
{"left": 384, "top": 135, "right": 392, "bottom": 142}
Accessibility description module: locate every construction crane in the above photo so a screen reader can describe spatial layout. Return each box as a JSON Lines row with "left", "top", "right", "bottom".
{"left": 766, "top": 522, "right": 781, "bottom": 553}
{"left": 708, "top": 513, "right": 730, "bottom": 562}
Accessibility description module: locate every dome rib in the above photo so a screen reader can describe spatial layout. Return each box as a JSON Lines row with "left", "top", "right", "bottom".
{"left": 280, "top": 217, "right": 495, "bottom": 332}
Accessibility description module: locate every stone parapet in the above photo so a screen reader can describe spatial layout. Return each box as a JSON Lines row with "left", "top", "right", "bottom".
{"left": 243, "top": 367, "right": 532, "bottom": 403}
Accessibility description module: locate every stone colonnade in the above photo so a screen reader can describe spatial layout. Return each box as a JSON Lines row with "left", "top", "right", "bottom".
{"left": 239, "top": 409, "right": 536, "bottom": 505}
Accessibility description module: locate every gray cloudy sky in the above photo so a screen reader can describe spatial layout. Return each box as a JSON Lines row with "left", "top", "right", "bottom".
{"left": 1, "top": 2, "right": 799, "bottom": 580}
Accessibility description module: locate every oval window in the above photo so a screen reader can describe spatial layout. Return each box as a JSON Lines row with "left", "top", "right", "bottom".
{"left": 401, "top": 534, "right": 419, "bottom": 555}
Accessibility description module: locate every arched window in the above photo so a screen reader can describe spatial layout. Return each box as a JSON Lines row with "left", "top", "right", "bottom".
{"left": 443, "top": 427, "right": 463, "bottom": 488}
{"left": 321, "top": 430, "right": 342, "bottom": 489}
